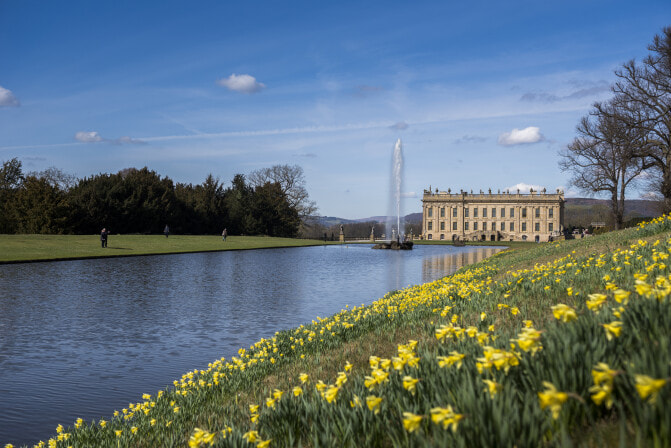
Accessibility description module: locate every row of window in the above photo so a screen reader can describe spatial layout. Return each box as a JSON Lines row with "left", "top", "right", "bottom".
{"left": 428, "top": 221, "right": 554, "bottom": 232}
{"left": 428, "top": 206, "right": 554, "bottom": 219}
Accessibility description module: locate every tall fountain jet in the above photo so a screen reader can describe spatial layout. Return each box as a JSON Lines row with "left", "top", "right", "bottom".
{"left": 373, "top": 139, "right": 412, "bottom": 249}
{"left": 387, "top": 138, "right": 404, "bottom": 243}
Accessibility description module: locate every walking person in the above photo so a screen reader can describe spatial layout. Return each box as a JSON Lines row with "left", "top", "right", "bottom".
{"left": 222, "top": 228, "right": 227, "bottom": 242}
{"left": 100, "top": 228, "right": 108, "bottom": 248}
{"left": 164, "top": 224, "right": 170, "bottom": 238}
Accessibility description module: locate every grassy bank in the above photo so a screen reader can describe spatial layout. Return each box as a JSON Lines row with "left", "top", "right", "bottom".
{"left": 11, "top": 217, "right": 671, "bottom": 448}
{"left": 0, "top": 235, "right": 331, "bottom": 263}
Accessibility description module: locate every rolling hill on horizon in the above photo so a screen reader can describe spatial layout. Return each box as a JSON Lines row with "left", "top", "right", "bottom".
{"left": 314, "top": 198, "right": 661, "bottom": 227}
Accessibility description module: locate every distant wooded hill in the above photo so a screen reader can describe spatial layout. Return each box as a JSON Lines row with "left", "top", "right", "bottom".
{"left": 310, "top": 198, "right": 661, "bottom": 235}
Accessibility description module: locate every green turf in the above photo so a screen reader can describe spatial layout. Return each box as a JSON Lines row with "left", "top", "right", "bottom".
{"left": 0, "top": 234, "right": 333, "bottom": 263}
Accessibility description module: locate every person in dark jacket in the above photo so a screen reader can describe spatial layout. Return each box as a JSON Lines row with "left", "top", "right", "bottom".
{"left": 164, "top": 225, "right": 170, "bottom": 238}
{"left": 100, "top": 228, "right": 108, "bottom": 248}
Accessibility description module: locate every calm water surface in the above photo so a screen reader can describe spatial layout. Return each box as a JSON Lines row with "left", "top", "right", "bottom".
{"left": 0, "top": 244, "right": 501, "bottom": 445}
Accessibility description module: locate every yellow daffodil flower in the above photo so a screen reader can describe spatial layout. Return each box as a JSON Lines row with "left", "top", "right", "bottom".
{"left": 538, "top": 381, "right": 568, "bottom": 420}
{"left": 242, "top": 431, "right": 259, "bottom": 443}
{"left": 323, "top": 385, "right": 339, "bottom": 403}
{"left": 430, "top": 405, "right": 464, "bottom": 432}
{"left": 483, "top": 379, "right": 502, "bottom": 396}
{"left": 602, "top": 321, "right": 623, "bottom": 340}
{"left": 551, "top": 304, "right": 577, "bottom": 322}
{"left": 366, "top": 395, "right": 382, "bottom": 414}
{"left": 635, "top": 375, "right": 668, "bottom": 403}
{"left": 402, "top": 412, "right": 423, "bottom": 433}
{"left": 403, "top": 376, "right": 419, "bottom": 394}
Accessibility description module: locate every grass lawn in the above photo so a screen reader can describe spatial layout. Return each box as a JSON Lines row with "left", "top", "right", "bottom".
{"left": 0, "top": 234, "right": 331, "bottom": 263}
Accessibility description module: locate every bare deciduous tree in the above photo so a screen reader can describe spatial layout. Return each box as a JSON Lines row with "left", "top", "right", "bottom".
{"left": 612, "top": 26, "right": 671, "bottom": 211}
{"left": 248, "top": 164, "right": 317, "bottom": 219}
{"left": 559, "top": 99, "right": 648, "bottom": 229}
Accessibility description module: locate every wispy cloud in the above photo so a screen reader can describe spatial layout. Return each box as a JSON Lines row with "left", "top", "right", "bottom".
{"left": 75, "top": 131, "right": 103, "bottom": 143}
{"left": 498, "top": 126, "right": 544, "bottom": 146}
{"left": 74, "top": 131, "right": 145, "bottom": 145}
{"left": 520, "top": 80, "right": 610, "bottom": 103}
{"left": 293, "top": 152, "right": 318, "bottom": 158}
{"left": 454, "top": 134, "right": 487, "bottom": 144}
{"left": 0, "top": 86, "right": 20, "bottom": 107}
{"left": 216, "top": 73, "right": 265, "bottom": 94}
{"left": 113, "top": 136, "right": 147, "bottom": 145}
{"left": 389, "top": 121, "right": 408, "bottom": 130}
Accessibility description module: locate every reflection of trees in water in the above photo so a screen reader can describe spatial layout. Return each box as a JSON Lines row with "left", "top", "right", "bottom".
{"left": 422, "top": 248, "right": 499, "bottom": 283}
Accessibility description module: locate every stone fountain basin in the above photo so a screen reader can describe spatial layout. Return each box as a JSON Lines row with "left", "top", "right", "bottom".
{"left": 372, "top": 241, "right": 414, "bottom": 250}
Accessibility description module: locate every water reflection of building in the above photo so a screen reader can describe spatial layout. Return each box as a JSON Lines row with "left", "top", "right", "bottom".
{"left": 422, "top": 247, "right": 501, "bottom": 283}
{"left": 422, "top": 188, "right": 564, "bottom": 242}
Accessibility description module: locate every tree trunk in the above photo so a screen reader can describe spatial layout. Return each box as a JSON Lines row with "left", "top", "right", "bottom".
{"left": 662, "top": 156, "right": 671, "bottom": 214}
{"left": 611, "top": 190, "right": 623, "bottom": 230}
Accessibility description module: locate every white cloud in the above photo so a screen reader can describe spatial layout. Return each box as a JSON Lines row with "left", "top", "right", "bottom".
{"left": 0, "top": 86, "right": 19, "bottom": 107}
{"left": 505, "top": 182, "right": 545, "bottom": 193}
{"left": 498, "top": 126, "right": 544, "bottom": 146}
{"left": 75, "top": 131, "right": 103, "bottom": 142}
{"left": 640, "top": 192, "right": 662, "bottom": 201}
{"left": 216, "top": 73, "right": 265, "bottom": 94}
{"left": 401, "top": 192, "right": 417, "bottom": 198}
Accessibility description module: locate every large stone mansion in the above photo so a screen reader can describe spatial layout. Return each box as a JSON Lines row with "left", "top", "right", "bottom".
{"left": 422, "top": 187, "right": 564, "bottom": 242}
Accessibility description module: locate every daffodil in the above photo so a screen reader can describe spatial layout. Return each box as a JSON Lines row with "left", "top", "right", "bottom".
{"left": 551, "top": 304, "right": 577, "bottom": 322}
{"left": 257, "top": 440, "right": 272, "bottom": 448}
{"left": 402, "top": 412, "right": 423, "bottom": 433}
{"left": 635, "top": 374, "right": 668, "bottom": 403}
{"left": 403, "top": 376, "right": 419, "bottom": 394}
{"left": 366, "top": 395, "right": 382, "bottom": 414}
{"left": 242, "top": 431, "right": 259, "bottom": 443}
{"left": 293, "top": 386, "right": 303, "bottom": 396}
{"left": 483, "top": 379, "right": 502, "bottom": 396}
{"left": 613, "top": 289, "right": 630, "bottom": 304}
{"left": 336, "top": 372, "right": 348, "bottom": 387}
{"left": 323, "top": 385, "right": 339, "bottom": 403}
{"left": 602, "top": 321, "right": 623, "bottom": 340}
{"left": 299, "top": 373, "right": 309, "bottom": 384}
{"left": 589, "top": 363, "right": 618, "bottom": 408}
{"left": 538, "top": 381, "right": 568, "bottom": 420}
{"left": 430, "top": 405, "right": 464, "bottom": 432}
{"left": 586, "top": 293, "right": 608, "bottom": 313}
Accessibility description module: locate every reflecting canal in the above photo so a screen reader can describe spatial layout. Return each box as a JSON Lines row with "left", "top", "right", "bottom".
{"left": 0, "top": 244, "right": 502, "bottom": 445}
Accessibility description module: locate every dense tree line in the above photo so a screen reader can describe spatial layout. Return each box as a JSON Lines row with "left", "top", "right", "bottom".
{"left": 560, "top": 26, "right": 671, "bottom": 229}
{"left": 0, "top": 160, "right": 309, "bottom": 237}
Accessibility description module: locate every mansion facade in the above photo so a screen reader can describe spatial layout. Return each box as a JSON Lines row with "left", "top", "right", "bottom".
{"left": 422, "top": 188, "right": 564, "bottom": 242}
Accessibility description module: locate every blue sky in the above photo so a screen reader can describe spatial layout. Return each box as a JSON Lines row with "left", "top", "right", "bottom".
{"left": 1, "top": 1, "right": 669, "bottom": 219}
